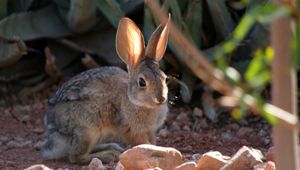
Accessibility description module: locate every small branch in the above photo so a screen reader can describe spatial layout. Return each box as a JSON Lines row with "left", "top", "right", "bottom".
{"left": 145, "top": 0, "right": 299, "bottom": 130}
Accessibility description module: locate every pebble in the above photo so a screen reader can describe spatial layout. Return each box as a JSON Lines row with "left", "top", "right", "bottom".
{"left": 226, "top": 123, "right": 240, "bottom": 131}
{"left": 33, "top": 127, "right": 44, "bottom": 134}
{"left": 264, "top": 138, "right": 271, "bottom": 145}
{"left": 158, "top": 128, "right": 169, "bottom": 138}
{"left": 182, "top": 125, "right": 191, "bottom": 131}
{"left": 199, "top": 119, "right": 209, "bottom": 129}
{"left": 191, "top": 153, "right": 202, "bottom": 161}
{"left": 21, "top": 114, "right": 31, "bottom": 123}
{"left": 176, "top": 112, "right": 190, "bottom": 126}
{"left": 237, "top": 127, "right": 253, "bottom": 139}
{"left": 170, "top": 122, "right": 180, "bottom": 131}
{"left": 221, "top": 132, "right": 234, "bottom": 141}
{"left": 193, "top": 107, "right": 203, "bottom": 118}
{"left": 88, "top": 158, "right": 106, "bottom": 170}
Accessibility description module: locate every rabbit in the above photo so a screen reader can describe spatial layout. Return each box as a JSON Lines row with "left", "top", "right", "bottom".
{"left": 36, "top": 17, "right": 170, "bottom": 164}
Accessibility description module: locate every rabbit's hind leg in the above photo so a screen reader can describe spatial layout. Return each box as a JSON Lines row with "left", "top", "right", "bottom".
{"left": 68, "top": 127, "right": 99, "bottom": 164}
{"left": 92, "top": 143, "right": 124, "bottom": 153}
{"left": 68, "top": 128, "right": 121, "bottom": 164}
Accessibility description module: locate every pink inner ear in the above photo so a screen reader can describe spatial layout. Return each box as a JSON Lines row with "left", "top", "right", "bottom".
{"left": 125, "top": 23, "right": 144, "bottom": 65}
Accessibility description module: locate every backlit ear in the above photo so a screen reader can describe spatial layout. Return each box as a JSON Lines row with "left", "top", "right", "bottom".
{"left": 145, "top": 15, "right": 170, "bottom": 62}
{"left": 116, "top": 18, "right": 145, "bottom": 67}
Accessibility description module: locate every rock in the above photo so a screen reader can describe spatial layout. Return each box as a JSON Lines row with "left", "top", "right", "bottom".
{"left": 226, "top": 123, "right": 239, "bottom": 131}
{"left": 182, "top": 125, "right": 191, "bottom": 131}
{"left": 191, "top": 153, "right": 202, "bottom": 161}
{"left": 24, "top": 164, "right": 52, "bottom": 170}
{"left": 253, "top": 161, "right": 276, "bottom": 170}
{"left": 193, "top": 107, "right": 203, "bottom": 118}
{"left": 199, "top": 119, "right": 209, "bottom": 129}
{"left": 21, "top": 114, "right": 31, "bottom": 123}
{"left": 176, "top": 112, "right": 190, "bottom": 126}
{"left": 221, "top": 146, "right": 264, "bottom": 170}
{"left": 237, "top": 127, "right": 253, "bottom": 139}
{"left": 221, "top": 132, "right": 234, "bottom": 141}
{"left": 170, "top": 122, "right": 180, "bottom": 131}
{"left": 198, "top": 151, "right": 230, "bottom": 170}
{"left": 33, "top": 127, "right": 44, "bottom": 134}
{"left": 175, "top": 162, "right": 198, "bottom": 170}
{"left": 115, "top": 162, "right": 125, "bottom": 170}
{"left": 119, "top": 144, "right": 183, "bottom": 170}
{"left": 158, "top": 128, "right": 169, "bottom": 138}
{"left": 88, "top": 158, "right": 106, "bottom": 170}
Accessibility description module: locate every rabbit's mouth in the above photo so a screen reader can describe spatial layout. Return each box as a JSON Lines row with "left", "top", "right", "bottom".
{"left": 128, "top": 94, "right": 167, "bottom": 109}
{"left": 154, "top": 96, "right": 167, "bottom": 105}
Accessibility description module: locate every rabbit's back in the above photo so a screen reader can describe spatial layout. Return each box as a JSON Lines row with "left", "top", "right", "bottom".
{"left": 44, "top": 67, "right": 128, "bottom": 133}
{"left": 49, "top": 66, "right": 128, "bottom": 105}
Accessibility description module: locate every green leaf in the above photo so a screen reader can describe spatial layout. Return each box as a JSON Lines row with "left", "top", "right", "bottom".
{"left": 0, "top": 5, "right": 72, "bottom": 40}
{"left": 245, "top": 48, "right": 273, "bottom": 89}
{"left": 206, "top": 0, "right": 235, "bottom": 40}
{"left": 0, "top": 37, "right": 27, "bottom": 68}
{"left": 96, "top": 0, "right": 124, "bottom": 28}
{"left": 292, "top": 9, "right": 300, "bottom": 69}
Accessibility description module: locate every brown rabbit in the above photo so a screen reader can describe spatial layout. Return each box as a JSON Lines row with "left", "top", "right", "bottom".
{"left": 36, "top": 17, "right": 170, "bottom": 164}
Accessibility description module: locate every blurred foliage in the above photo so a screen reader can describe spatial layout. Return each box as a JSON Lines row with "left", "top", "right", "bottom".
{"left": 0, "top": 0, "right": 298, "bottom": 125}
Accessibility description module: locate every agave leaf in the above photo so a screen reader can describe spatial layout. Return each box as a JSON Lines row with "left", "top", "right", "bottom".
{"left": 96, "top": 0, "right": 124, "bottom": 28}
{"left": 47, "top": 41, "right": 80, "bottom": 75}
{"left": 65, "top": 0, "right": 98, "bottom": 33}
{"left": 69, "top": 26, "right": 124, "bottom": 66}
{"left": 0, "top": 37, "right": 27, "bottom": 68}
{"left": 0, "top": 0, "right": 7, "bottom": 20}
{"left": 118, "top": 0, "right": 144, "bottom": 14}
{"left": 0, "top": 5, "right": 72, "bottom": 40}
{"left": 164, "top": 0, "right": 183, "bottom": 28}
{"left": 7, "top": 0, "right": 33, "bottom": 13}
{"left": 185, "top": 0, "right": 203, "bottom": 48}
{"left": 206, "top": 0, "right": 235, "bottom": 40}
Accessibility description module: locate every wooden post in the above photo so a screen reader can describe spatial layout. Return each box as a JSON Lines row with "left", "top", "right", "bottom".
{"left": 271, "top": 0, "right": 299, "bottom": 169}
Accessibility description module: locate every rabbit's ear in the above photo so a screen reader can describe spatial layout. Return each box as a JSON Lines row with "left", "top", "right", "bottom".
{"left": 116, "top": 18, "right": 145, "bottom": 67}
{"left": 145, "top": 15, "right": 170, "bottom": 62}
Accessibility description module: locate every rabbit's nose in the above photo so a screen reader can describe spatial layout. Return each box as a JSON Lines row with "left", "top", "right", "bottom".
{"left": 156, "top": 96, "right": 167, "bottom": 104}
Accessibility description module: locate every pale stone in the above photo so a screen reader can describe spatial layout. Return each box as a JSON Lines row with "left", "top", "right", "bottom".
{"left": 24, "top": 164, "right": 52, "bottom": 170}
{"left": 221, "top": 146, "right": 264, "bottom": 170}
{"left": 175, "top": 161, "right": 198, "bottom": 170}
{"left": 88, "top": 158, "right": 106, "bottom": 170}
{"left": 198, "top": 151, "right": 230, "bottom": 170}
{"left": 119, "top": 144, "right": 183, "bottom": 170}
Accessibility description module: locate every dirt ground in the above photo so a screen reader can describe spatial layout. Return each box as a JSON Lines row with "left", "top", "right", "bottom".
{"left": 0, "top": 84, "right": 272, "bottom": 170}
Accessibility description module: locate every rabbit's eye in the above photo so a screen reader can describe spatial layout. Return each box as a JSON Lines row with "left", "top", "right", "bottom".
{"left": 138, "top": 77, "right": 146, "bottom": 87}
